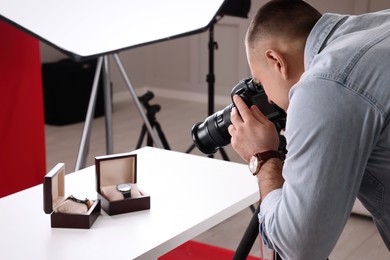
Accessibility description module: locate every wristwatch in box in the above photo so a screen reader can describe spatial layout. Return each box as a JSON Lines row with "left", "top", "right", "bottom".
{"left": 96, "top": 153, "right": 150, "bottom": 215}
{"left": 117, "top": 183, "right": 131, "bottom": 198}
{"left": 44, "top": 163, "right": 101, "bottom": 229}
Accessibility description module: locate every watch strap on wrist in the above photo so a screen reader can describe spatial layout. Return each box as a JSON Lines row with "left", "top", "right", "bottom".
{"left": 258, "top": 150, "right": 283, "bottom": 161}
{"left": 251, "top": 150, "right": 284, "bottom": 176}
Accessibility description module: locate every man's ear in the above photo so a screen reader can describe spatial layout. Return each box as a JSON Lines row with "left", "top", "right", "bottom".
{"left": 265, "top": 49, "right": 288, "bottom": 79}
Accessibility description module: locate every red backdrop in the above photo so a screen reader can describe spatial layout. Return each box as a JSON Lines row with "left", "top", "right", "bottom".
{"left": 0, "top": 20, "right": 46, "bottom": 198}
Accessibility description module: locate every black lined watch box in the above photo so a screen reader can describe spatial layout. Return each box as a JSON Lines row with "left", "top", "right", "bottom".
{"left": 43, "top": 163, "right": 101, "bottom": 229}
{"left": 95, "top": 153, "right": 150, "bottom": 215}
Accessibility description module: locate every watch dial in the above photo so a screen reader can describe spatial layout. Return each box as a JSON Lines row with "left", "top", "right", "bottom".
{"left": 249, "top": 156, "right": 258, "bottom": 173}
{"left": 117, "top": 183, "right": 131, "bottom": 192}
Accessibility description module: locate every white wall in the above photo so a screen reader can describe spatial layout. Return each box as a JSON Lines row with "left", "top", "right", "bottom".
{"left": 40, "top": 0, "right": 390, "bottom": 104}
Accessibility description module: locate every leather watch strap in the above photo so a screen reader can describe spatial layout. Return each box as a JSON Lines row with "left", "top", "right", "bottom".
{"left": 250, "top": 150, "right": 283, "bottom": 176}
{"left": 257, "top": 150, "right": 282, "bottom": 162}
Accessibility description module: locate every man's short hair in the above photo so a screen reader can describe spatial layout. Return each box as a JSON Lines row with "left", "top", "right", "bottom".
{"left": 246, "top": 0, "right": 322, "bottom": 49}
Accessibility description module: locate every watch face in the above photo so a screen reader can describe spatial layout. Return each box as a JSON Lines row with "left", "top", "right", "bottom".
{"left": 117, "top": 183, "right": 131, "bottom": 192}
{"left": 249, "top": 155, "right": 259, "bottom": 174}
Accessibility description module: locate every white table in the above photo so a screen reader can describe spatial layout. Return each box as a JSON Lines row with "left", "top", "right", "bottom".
{"left": 0, "top": 147, "right": 259, "bottom": 260}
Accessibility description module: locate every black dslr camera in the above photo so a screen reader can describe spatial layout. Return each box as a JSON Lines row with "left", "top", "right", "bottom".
{"left": 191, "top": 78, "right": 286, "bottom": 155}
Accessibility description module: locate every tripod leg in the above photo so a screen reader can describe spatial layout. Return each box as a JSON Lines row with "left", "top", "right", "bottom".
{"left": 275, "top": 252, "right": 283, "bottom": 260}
{"left": 153, "top": 122, "right": 171, "bottom": 150}
{"left": 136, "top": 125, "right": 148, "bottom": 149}
{"left": 233, "top": 205, "right": 260, "bottom": 260}
{"left": 113, "top": 53, "right": 164, "bottom": 149}
{"left": 75, "top": 57, "right": 103, "bottom": 171}
{"left": 185, "top": 144, "right": 196, "bottom": 153}
{"left": 102, "top": 56, "right": 113, "bottom": 155}
{"left": 146, "top": 130, "right": 154, "bottom": 147}
{"left": 219, "top": 147, "right": 230, "bottom": 161}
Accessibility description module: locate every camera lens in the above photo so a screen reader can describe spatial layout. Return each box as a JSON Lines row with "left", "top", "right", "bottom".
{"left": 191, "top": 104, "right": 232, "bottom": 155}
{"left": 191, "top": 78, "right": 286, "bottom": 155}
{"left": 191, "top": 122, "right": 217, "bottom": 155}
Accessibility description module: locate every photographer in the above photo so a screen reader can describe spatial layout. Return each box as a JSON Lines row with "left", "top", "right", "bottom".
{"left": 228, "top": 0, "right": 390, "bottom": 258}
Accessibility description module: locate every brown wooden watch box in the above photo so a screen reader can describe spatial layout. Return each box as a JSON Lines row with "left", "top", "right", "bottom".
{"left": 95, "top": 153, "right": 150, "bottom": 215}
{"left": 43, "top": 163, "right": 101, "bottom": 229}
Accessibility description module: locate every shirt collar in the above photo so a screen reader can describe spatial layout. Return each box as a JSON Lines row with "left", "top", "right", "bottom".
{"left": 304, "top": 13, "right": 348, "bottom": 70}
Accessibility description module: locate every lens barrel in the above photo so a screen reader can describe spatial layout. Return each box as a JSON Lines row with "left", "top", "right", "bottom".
{"left": 191, "top": 121, "right": 218, "bottom": 155}
{"left": 191, "top": 104, "right": 232, "bottom": 155}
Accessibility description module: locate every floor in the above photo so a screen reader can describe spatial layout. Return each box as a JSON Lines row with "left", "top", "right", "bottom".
{"left": 45, "top": 93, "right": 389, "bottom": 259}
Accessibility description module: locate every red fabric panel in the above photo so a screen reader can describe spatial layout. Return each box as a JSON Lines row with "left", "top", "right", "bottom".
{"left": 0, "top": 20, "right": 46, "bottom": 198}
{"left": 159, "top": 240, "right": 261, "bottom": 260}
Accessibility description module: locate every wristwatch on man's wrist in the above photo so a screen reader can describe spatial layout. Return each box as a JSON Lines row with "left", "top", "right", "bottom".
{"left": 249, "top": 150, "right": 283, "bottom": 176}
{"left": 116, "top": 183, "right": 132, "bottom": 198}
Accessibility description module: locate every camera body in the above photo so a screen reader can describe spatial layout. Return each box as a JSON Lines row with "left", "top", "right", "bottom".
{"left": 191, "top": 78, "right": 286, "bottom": 155}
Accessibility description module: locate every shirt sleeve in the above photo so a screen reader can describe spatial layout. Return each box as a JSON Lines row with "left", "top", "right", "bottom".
{"left": 258, "top": 77, "right": 380, "bottom": 259}
{"left": 259, "top": 189, "right": 282, "bottom": 249}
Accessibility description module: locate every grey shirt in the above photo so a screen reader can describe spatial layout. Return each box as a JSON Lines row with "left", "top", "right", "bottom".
{"left": 259, "top": 10, "right": 390, "bottom": 259}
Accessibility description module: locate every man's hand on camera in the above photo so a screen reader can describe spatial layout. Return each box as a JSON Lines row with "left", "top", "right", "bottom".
{"left": 229, "top": 95, "right": 284, "bottom": 199}
{"left": 228, "top": 95, "right": 280, "bottom": 162}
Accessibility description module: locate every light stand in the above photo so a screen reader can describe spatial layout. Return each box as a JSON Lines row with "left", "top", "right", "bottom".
{"left": 207, "top": 17, "right": 230, "bottom": 161}
{"left": 210, "top": 1, "right": 284, "bottom": 258}
{"left": 186, "top": 0, "right": 251, "bottom": 159}
{"left": 185, "top": 17, "right": 229, "bottom": 161}
{"left": 75, "top": 54, "right": 164, "bottom": 170}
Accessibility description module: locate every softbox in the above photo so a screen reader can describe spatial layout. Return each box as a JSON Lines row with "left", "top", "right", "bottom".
{"left": 219, "top": 0, "right": 251, "bottom": 18}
